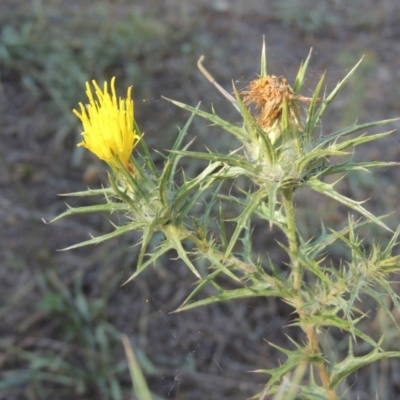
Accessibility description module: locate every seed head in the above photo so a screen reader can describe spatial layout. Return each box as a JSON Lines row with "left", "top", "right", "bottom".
{"left": 241, "top": 75, "right": 312, "bottom": 131}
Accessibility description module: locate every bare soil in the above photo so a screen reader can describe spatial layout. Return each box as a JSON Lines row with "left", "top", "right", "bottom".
{"left": 1, "top": 1, "right": 400, "bottom": 399}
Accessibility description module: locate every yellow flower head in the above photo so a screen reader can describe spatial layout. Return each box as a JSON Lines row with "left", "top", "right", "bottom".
{"left": 73, "top": 77, "right": 139, "bottom": 168}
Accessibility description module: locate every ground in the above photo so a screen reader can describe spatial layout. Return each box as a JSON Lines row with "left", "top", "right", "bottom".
{"left": 1, "top": 0, "right": 400, "bottom": 399}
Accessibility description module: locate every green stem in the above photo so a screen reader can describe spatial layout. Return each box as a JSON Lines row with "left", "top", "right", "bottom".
{"left": 282, "top": 189, "right": 301, "bottom": 292}
{"left": 281, "top": 189, "right": 337, "bottom": 400}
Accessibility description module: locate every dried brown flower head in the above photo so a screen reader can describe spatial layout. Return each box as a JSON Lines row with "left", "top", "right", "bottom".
{"left": 241, "top": 75, "right": 313, "bottom": 131}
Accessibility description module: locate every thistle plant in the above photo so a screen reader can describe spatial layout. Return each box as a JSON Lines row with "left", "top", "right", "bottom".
{"left": 53, "top": 41, "right": 400, "bottom": 399}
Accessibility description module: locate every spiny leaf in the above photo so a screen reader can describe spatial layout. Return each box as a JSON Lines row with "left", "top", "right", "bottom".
{"left": 176, "top": 270, "right": 222, "bottom": 310}
{"left": 267, "top": 182, "right": 279, "bottom": 228}
{"left": 315, "top": 160, "right": 400, "bottom": 178}
{"left": 200, "top": 182, "right": 223, "bottom": 228}
{"left": 257, "top": 384, "right": 328, "bottom": 400}
{"left": 173, "top": 164, "right": 226, "bottom": 223}
{"left": 170, "top": 149, "right": 257, "bottom": 173}
{"left": 305, "top": 71, "right": 326, "bottom": 137}
{"left": 254, "top": 341, "right": 306, "bottom": 388}
{"left": 123, "top": 240, "right": 174, "bottom": 285}
{"left": 300, "top": 218, "right": 371, "bottom": 259}
{"left": 136, "top": 219, "right": 163, "bottom": 270}
{"left": 60, "top": 224, "right": 140, "bottom": 251}
{"left": 331, "top": 227, "right": 365, "bottom": 260}
{"left": 329, "top": 338, "right": 400, "bottom": 389}
{"left": 165, "top": 225, "right": 202, "bottom": 279}
{"left": 304, "top": 314, "right": 378, "bottom": 348}
{"left": 207, "top": 249, "right": 244, "bottom": 283}
{"left": 171, "top": 105, "right": 198, "bottom": 152}
{"left": 364, "top": 286, "right": 399, "bottom": 329}
{"left": 159, "top": 158, "right": 173, "bottom": 208}
{"left": 114, "top": 156, "right": 148, "bottom": 202}
{"left": 50, "top": 203, "right": 129, "bottom": 223}
{"left": 382, "top": 224, "right": 400, "bottom": 257}
{"left": 260, "top": 35, "right": 267, "bottom": 77}
{"left": 376, "top": 278, "right": 400, "bottom": 315}
{"left": 333, "top": 130, "right": 395, "bottom": 152}
{"left": 312, "top": 57, "right": 364, "bottom": 124}
{"left": 58, "top": 187, "right": 115, "bottom": 197}
{"left": 169, "top": 111, "right": 198, "bottom": 187}
{"left": 293, "top": 47, "right": 313, "bottom": 93}
{"left": 177, "top": 285, "right": 283, "bottom": 312}
{"left": 164, "top": 97, "right": 246, "bottom": 141}
{"left": 173, "top": 162, "right": 224, "bottom": 210}
{"left": 107, "top": 172, "right": 141, "bottom": 212}
{"left": 296, "top": 148, "right": 349, "bottom": 175}
{"left": 279, "top": 241, "right": 333, "bottom": 286}
{"left": 134, "top": 121, "right": 159, "bottom": 179}
{"left": 224, "top": 190, "right": 267, "bottom": 258}
{"left": 306, "top": 176, "right": 391, "bottom": 232}
{"left": 316, "top": 117, "right": 399, "bottom": 148}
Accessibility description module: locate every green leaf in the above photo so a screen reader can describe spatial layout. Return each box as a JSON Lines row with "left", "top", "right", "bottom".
{"left": 296, "top": 148, "right": 349, "bottom": 176}
{"left": 306, "top": 176, "right": 391, "bottom": 232}
{"left": 177, "top": 285, "right": 282, "bottom": 312}
{"left": 301, "top": 218, "right": 374, "bottom": 259}
{"left": 375, "top": 277, "right": 400, "bottom": 315}
{"left": 382, "top": 224, "right": 400, "bottom": 257}
{"left": 171, "top": 105, "right": 197, "bottom": 153}
{"left": 121, "top": 335, "right": 152, "bottom": 400}
{"left": 364, "top": 286, "right": 399, "bottom": 328}
{"left": 164, "top": 97, "right": 246, "bottom": 141}
{"left": 61, "top": 224, "right": 140, "bottom": 251}
{"left": 256, "top": 200, "right": 286, "bottom": 230}
{"left": 158, "top": 158, "right": 172, "bottom": 208}
{"left": 135, "top": 121, "right": 159, "bottom": 179}
{"left": 329, "top": 338, "right": 400, "bottom": 389}
{"left": 123, "top": 240, "right": 174, "bottom": 285}
{"left": 312, "top": 57, "right": 364, "bottom": 124}
{"left": 164, "top": 225, "right": 202, "bottom": 279}
{"left": 224, "top": 190, "right": 267, "bottom": 258}
{"left": 168, "top": 109, "right": 198, "bottom": 187}
{"left": 260, "top": 35, "right": 267, "bottom": 77}
{"left": 58, "top": 187, "right": 115, "bottom": 197}
{"left": 170, "top": 149, "right": 257, "bottom": 173}
{"left": 136, "top": 218, "right": 164, "bottom": 270}
{"left": 50, "top": 203, "right": 128, "bottom": 223}
{"left": 315, "top": 160, "right": 400, "bottom": 178}
{"left": 293, "top": 47, "right": 313, "bottom": 93}
{"left": 176, "top": 270, "right": 222, "bottom": 310}
{"left": 207, "top": 249, "right": 245, "bottom": 284}
{"left": 114, "top": 157, "right": 148, "bottom": 203}
{"left": 254, "top": 340, "right": 307, "bottom": 388}
{"left": 331, "top": 225, "right": 365, "bottom": 260}
{"left": 305, "top": 71, "right": 326, "bottom": 137}
{"left": 200, "top": 181, "right": 224, "bottom": 228}
{"left": 316, "top": 117, "right": 399, "bottom": 148}
{"left": 107, "top": 172, "right": 141, "bottom": 212}
{"left": 304, "top": 313, "right": 378, "bottom": 348}
{"left": 173, "top": 162, "right": 224, "bottom": 214}
{"left": 333, "top": 130, "right": 395, "bottom": 152}
{"left": 279, "top": 242, "right": 333, "bottom": 286}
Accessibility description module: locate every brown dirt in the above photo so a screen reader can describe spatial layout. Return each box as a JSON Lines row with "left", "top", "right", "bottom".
{"left": 2, "top": 1, "right": 400, "bottom": 399}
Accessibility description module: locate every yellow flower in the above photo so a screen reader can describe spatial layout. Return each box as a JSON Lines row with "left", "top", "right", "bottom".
{"left": 73, "top": 77, "right": 139, "bottom": 168}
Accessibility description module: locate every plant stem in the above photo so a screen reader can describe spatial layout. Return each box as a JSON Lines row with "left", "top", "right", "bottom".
{"left": 282, "top": 189, "right": 301, "bottom": 292}
{"left": 281, "top": 189, "right": 337, "bottom": 400}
